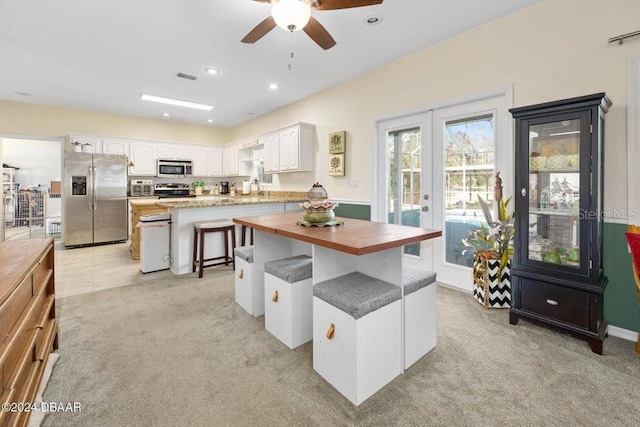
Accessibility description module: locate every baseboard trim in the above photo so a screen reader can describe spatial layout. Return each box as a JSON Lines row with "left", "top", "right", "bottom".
{"left": 436, "top": 284, "right": 639, "bottom": 343}
{"left": 607, "top": 325, "right": 639, "bottom": 342}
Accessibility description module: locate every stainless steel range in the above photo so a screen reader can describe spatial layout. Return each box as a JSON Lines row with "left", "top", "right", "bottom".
{"left": 154, "top": 183, "right": 193, "bottom": 198}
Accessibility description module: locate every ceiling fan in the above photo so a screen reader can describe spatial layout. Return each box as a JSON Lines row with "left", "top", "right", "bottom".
{"left": 241, "top": 0, "right": 383, "bottom": 50}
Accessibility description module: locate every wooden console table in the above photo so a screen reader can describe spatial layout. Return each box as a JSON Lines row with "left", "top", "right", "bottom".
{"left": 0, "top": 238, "right": 58, "bottom": 426}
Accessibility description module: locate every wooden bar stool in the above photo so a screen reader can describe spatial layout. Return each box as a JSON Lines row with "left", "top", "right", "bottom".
{"left": 240, "top": 225, "right": 254, "bottom": 246}
{"left": 192, "top": 219, "right": 236, "bottom": 278}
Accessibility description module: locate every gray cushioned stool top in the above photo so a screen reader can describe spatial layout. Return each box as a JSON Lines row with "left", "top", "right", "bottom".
{"left": 313, "top": 272, "right": 401, "bottom": 320}
{"left": 234, "top": 246, "right": 254, "bottom": 263}
{"left": 264, "top": 255, "right": 312, "bottom": 283}
{"left": 403, "top": 266, "right": 437, "bottom": 295}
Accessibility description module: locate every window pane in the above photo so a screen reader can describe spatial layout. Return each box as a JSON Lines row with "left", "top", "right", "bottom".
{"left": 387, "top": 127, "right": 421, "bottom": 256}
{"left": 444, "top": 114, "right": 494, "bottom": 267}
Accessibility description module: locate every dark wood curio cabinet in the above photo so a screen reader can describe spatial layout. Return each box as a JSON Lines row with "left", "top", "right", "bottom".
{"left": 509, "top": 93, "right": 611, "bottom": 354}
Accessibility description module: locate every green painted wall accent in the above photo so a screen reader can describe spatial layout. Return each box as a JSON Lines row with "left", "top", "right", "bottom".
{"left": 334, "top": 203, "right": 371, "bottom": 220}
{"left": 603, "top": 222, "right": 640, "bottom": 332}
{"left": 335, "top": 206, "right": 639, "bottom": 333}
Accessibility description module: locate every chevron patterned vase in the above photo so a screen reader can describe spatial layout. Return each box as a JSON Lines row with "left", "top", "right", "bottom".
{"left": 472, "top": 255, "right": 511, "bottom": 309}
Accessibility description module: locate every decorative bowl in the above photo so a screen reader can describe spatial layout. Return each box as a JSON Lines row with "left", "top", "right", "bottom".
{"left": 303, "top": 209, "right": 336, "bottom": 224}
{"left": 300, "top": 200, "right": 339, "bottom": 224}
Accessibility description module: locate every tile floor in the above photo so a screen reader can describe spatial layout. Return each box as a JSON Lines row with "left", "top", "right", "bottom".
{"left": 54, "top": 241, "right": 174, "bottom": 298}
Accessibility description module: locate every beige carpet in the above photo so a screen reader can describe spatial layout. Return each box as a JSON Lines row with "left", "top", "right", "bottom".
{"left": 42, "top": 267, "right": 640, "bottom": 426}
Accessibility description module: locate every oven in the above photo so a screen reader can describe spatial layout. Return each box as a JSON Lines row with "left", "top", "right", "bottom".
{"left": 130, "top": 179, "right": 153, "bottom": 197}
{"left": 154, "top": 183, "right": 193, "bottom": 198}
{"left": 157, "top": 159, "right": 192, "bottom": 178}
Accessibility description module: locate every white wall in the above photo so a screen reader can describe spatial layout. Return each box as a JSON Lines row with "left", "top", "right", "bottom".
{"left": 2, "top": 138, "right": 62, "bottom": 190}
{"left": 229, "top": 0, "right": 640, "bottom": 214}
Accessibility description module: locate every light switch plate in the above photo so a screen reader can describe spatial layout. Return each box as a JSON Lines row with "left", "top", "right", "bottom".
{"left": 348, "top": 179, "right": 359, "bottom": 188}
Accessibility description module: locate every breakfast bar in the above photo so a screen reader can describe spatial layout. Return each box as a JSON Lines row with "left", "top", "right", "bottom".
{"left": 233, "top": 212, "right": 442, "bottom": 404}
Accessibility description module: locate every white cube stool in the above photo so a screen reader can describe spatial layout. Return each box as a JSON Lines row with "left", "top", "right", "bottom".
{"left": 234, "top": 246, "right": 256, "bottom": 315}
{"left": 313, "top": 272, "right": 402, "bottom": 406}
{"left": 403, "top": 266, "right": 437, "bottom": 369}
{"left": 264, "top": 255, "right": 313, "bottom": 349}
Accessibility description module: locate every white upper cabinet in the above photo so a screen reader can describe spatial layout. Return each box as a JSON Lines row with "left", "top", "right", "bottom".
{"left": 129, "top": 141, "right": 158, "bottom": 176}
{"left": 260, "top": 133, "right": 280, "bottom": 173}
{"left": 261, "top": 123, "right": 315, "bottom": 173}
{"left": 192, "top": 145, "right": 223, "bottom": 177}
{"left": 279, "top": 127, "right": 300, "bottom": 171}
{"left": 68, "top": 135, "right": 102, "bottom": 153}
{"left": 222, "top": 144, "right": 239, "bottom": 176}
{"left": 103, "top": 139, "right": 129, "bottom": 155}
{"left": 158, "top": 142, "right": 193, "bottom": 160}
{"left": 210, "top": 147, "right": 223, "bottom": 176}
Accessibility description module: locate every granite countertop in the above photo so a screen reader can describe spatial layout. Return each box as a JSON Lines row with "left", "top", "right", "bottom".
{"left": 130, "top": 192, "right": 307, "bottom": 209}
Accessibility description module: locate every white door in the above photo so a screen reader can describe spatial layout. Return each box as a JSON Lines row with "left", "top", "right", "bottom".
{"left": 374, "top": 113, "right": 433, "bottom": 267}
{"left": 374, "top": 92, "right": 511, "bottom": 290}
{"left": 431, "top": 95, "right": 510, "bottom": 289}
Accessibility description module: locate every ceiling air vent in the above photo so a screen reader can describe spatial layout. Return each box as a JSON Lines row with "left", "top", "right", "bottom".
{"left": 176, "top": 73, "right": 198, "bottom": 81}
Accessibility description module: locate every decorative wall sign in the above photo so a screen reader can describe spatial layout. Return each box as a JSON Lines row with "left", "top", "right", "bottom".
{"left": 329, "top": 131, "right": 346, "bottom": 154}
{"left": 328, "top": 153, "right": 345, "bottom": 176}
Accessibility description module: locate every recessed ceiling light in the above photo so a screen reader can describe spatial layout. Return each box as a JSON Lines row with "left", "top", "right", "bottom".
{"left": 269, "top": 83, "right": 278, "bottom": 90}
{"left": 15, "top": 91, "right": 31, "bottom": 96}
{"left": 364, "top": 15, "right": 383, "bottom": 26}
{"left": 207, "top": 119, "right": 214, "bottom": 123}
{"left": 140, "top": 93, "right": 214, "bottom": 111}
{"left": 162, "top": 113, "right": 170, "bottom": 117}
{"left": 205, "top": 67, "right": 220, "bottom": 75}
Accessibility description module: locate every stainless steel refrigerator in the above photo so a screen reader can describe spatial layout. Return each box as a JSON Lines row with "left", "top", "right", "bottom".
{"left": 63, "top": 152, "right": 128, "bottom": 247}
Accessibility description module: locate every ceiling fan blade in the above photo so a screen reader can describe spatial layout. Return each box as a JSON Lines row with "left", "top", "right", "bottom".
{"left": 241, "top": 16, "right": 277, "bottom": 44}
{"left": 311, "top": 0, "right": 383, "bottom": 11}
{"left": 303, "top": 16, "right": 336, "bottom": 50}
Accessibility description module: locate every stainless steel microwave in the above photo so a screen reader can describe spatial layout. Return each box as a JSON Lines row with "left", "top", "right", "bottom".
{"left": 157, "top": 159, "right": 192, "bottom": 178}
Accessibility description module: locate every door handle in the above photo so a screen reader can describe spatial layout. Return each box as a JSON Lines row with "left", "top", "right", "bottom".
{"left": 423, "top": 194, "right": 429, "bottom": 200}
{"left": 93, "top": 166, "right": 97, "bottom": 210}
{"left": 421, "top": 206, "right": 429, "bottom": 212}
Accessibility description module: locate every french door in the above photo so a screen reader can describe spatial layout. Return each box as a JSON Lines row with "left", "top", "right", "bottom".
{"left": 375, "top": 91, "right": 511, "bottom": 290}
{"left": 375, "top": 113, "right": 433, "bottom": 268}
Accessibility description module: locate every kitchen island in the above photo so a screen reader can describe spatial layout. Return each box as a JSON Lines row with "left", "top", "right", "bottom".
{"left": 141, "top": 193, "right": 306, "bottom": 275}
{"left": 233, "top": 212, "right": 442, "bottom": 403}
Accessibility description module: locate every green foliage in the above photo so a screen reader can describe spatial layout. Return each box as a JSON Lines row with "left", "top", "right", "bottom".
{"left": 193, "top": 180, "right": 205, "bottom": 187}
{"left": 461, "top": 195, "right": 515, "bottom": 274}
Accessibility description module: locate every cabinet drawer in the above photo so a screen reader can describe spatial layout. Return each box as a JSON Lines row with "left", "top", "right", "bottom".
{"left": 32, "top": 247, "right": 52, "bottom": 295}
{"left": 0, "top": 276, "right": 32, "bottom": 341}
{"left": 520, "top": 279, "right": 589, "bottom": 328}
{"left": 2, "top": 293, "right": 43, "bottom": 389}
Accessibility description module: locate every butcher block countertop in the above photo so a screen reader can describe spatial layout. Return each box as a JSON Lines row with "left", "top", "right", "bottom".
{"left": 129, "top": 192, "right": 306, "bottom": 209}
{"left": 234, "top": 212, "right": 442, "bottom": 256}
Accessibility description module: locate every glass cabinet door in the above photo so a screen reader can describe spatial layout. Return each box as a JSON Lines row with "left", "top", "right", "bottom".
{"left": 526, "top": 118, "right": 582, "bottom": 269}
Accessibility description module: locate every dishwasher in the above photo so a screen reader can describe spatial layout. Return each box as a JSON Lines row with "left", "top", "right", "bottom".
{"left": 138, "top": 213, "right": 171, "bottom": 273}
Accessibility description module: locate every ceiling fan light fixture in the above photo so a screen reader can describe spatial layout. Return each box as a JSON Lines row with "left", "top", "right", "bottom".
{"left": 271, "top": 0, "right": 311, "bottom": 32}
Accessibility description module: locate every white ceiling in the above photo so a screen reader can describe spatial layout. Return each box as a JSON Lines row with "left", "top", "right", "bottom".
{"left": 0, "top": 0, "right": 541, "bottom": 128}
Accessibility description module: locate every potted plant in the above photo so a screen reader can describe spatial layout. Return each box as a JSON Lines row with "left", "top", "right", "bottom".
{"left": 193, "top": 180, "right": 205, "bottom": 195}
{"left": 461, "top": 173, "right": 514, "bottom": 308}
